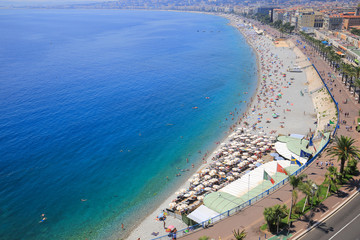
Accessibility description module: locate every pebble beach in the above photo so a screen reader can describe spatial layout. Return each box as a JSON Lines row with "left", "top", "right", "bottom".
{"left": 126, "top": 13, "right": 324, "bottom": 240}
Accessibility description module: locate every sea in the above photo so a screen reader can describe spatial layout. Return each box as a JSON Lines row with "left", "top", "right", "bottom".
{"left": 0, "top": 9, "right": 257, "bottom": 240}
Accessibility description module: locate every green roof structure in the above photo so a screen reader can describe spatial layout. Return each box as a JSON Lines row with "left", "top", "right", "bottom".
{"left": 203, "top": 192, "right": 243, "bottom": 213}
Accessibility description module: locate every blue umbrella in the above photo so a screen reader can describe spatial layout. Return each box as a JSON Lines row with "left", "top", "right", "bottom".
{"left": 270, "top": 153, "right": 279, "bottom": 157}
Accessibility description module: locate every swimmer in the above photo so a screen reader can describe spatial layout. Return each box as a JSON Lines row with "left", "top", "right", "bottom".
{"left": 39, "top": 214, "right": 47, "bottom": 223}
{"left": 81, "top": 199, "right": 87, "bottom": 202}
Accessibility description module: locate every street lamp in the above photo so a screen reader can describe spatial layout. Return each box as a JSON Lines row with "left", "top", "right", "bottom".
{"left": 308, "top": 183, "right": 318, "bottom": 227}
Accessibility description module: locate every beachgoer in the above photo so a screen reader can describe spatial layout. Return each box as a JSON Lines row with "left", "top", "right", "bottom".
{"left": 121, "top": 223, "right": 124, "bottom": 230}
{"left": 172, "top": 228, "right": 177, "bottom": 240}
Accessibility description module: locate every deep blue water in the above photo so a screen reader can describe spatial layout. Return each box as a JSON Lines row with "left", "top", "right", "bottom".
{"left": 0, "top": 9, "right": 257, "bottom": 239}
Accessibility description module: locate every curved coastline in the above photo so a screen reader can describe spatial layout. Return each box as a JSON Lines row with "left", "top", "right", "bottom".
{"left": 126, "top": 12, "right": 260, "bottom": 240}
{"left": 127, "top": 11, "right": 337, "bottom": 240}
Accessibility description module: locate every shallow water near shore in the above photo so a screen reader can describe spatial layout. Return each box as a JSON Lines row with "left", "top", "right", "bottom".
{"left": 0, "top": 9, "right": 257, "bottom": 239}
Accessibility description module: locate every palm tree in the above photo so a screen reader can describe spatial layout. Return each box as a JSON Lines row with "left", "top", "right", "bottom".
{"left": 264, "top": 204, "right": 288, "bottom": 233}
{"left": 288, "top": 174, "right": 307, "bottom": 224}
{"left": 340, "top": 63, "right": 348, "bottom": 83}
{"left": 324, "top": 166, "right": 340, "bottom": 198}
{"left": 326, "top": 136, "right": 360, "bottom": 177}
{"left": 232, "top": 229, "right": 247, "bottom": 240}
{"left": 353, "top": 74, "right": 360, "bottom": 100}
{"left": 298, "top": 179, "right": 312, "bottom": 213}
{"left": 348, "top": 67, "right": 356, "bottom": 91}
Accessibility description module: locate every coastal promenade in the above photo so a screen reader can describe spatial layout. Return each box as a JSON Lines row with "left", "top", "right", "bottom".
{"left": 179, "top": 17, "right": 360, "bottom": 240}
{"left": 128, "top": 14, "right": 359, "bottom": 240}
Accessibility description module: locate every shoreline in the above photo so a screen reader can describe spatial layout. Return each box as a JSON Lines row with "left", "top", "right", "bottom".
{"left": 127, "top": 12, "right": 319, "bottom": 240}
{"left": 126, "top": 12, "right": 260, "bottom": 240}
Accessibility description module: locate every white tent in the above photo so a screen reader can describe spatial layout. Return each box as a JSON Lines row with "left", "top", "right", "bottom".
{"left": 219, "top": 160, "right": 294, "bottom": 198}
{"left": 274, "top": 142, "right": 307, "bottom": 164}
{"left": 187, "top": 205, "right": 220, "bottom": 224}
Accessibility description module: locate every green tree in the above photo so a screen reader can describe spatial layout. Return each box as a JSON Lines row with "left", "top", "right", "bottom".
{"left": 232, "top": 229, "right": 247, "bottom": 240}
{"left": 298, "top": 179, "right": 319, "bottom": 213}
{"left": 324, "top": 166, "right": 340, "bottom": 198}
{"left": 353, "top": 73, "right": 360, "bottom": 100}
{"left": 288, "top": 174, "right": 307, "bottom": 224}
{"left": 326, "top": 136, "right": 360, "bottom": 177}
{"left": 263, "top": 204, "right": 288, "bottom": 233}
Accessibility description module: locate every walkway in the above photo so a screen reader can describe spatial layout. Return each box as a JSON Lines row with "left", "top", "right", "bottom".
{"left": 180, "top": 18, "right": 360, "bottom": 240}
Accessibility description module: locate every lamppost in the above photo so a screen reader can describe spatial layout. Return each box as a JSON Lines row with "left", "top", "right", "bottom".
{"left": 308, "top": 183, "right": 318, "bottom": 227}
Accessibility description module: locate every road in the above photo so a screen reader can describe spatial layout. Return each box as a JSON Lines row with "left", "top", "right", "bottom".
{"left": 300, "top": 191, "right": 360, "bottom": 240}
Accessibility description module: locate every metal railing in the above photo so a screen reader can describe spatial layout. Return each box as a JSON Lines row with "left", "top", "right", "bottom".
{"left": 151, "top": 51, "right": 339, "bottom": 240}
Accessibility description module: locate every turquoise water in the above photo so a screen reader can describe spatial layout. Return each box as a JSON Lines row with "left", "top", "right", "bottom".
{"left": 0, "top": 9, "right": 257, "bottom": 239}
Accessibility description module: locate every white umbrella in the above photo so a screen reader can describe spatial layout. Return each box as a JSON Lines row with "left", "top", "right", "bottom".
{"left": 197, "top": 195, "right": 205, "bottom": 200}
{"left": 209, "top": 178, "right": 218, "bottom": 183}
{"left": 201, "top": 169, "right": 210, "bottom": 174}
{"left": 204, "top": 187, "right": 212, "bottom": 191}
{"left": 219, "top": 166, "right": 225, "bottom": 170}
{"left": 216, "top": 162, "right": 222, "bottom": 166}
{"left": 213, "top": 185, "right": 220, "bottom": 190}
{"left": 251, "top": 155, "right": 258, "bottom": 160}
{"left": 194, "top": 184, "right": 204, "bottom": 191}
{"left": 227, "top": 176, "right": 235, "bottom": 181}
{"left": 204, "top": 175, "right": 211, "bottom": 180}
{"left": 203, "top": 181, "right": 210, "bottom": 186}
{"left": 232, "top": 167, "right": 240, "bottom": 172}
{"left": 180, "top": 188, "right": 187, "bottom": 194}
{"left": 219, "top": 172, "right": 225, "bottom": 176}
{"left": 169, "top": 202, "right": 176, "bottom": 208}
{"left": 184, "top": 193, "right": 191, "bottom": 198}
{"left": 233, "top": 172, "right": 240, "bottom": 176}
{"left": 188, "top": 191, "right": 196, "bottom": 195}
{"left": 175, "top": 191, "right": 180, "bottom": 195}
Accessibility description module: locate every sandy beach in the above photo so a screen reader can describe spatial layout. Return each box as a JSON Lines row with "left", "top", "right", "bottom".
{"left": 126, "top": 12, "right": 335, "bottom": 240}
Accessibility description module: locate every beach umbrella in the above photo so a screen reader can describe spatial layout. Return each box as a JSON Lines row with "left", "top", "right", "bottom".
{"left": 213, "top": 185, "right": 220, "bottom": 190}
{"left": 188, "top": 191, "right": 196, "bottom": 195}
{"left": 194, "top": 185, "right": 204, "bottom": 191}
{"left": 219, "top": 172, "right": 225, "bottom": 176}
{"left": 184, "top": 193, "right": 191, "bottom": 198}
{"left": 203, "top": 181, "right": 210, "bottom": 186}
{"left": 193, "top": 181, "right": 199, "bottom": 186}
{"left": 233, "top": 172, "right": 240, "bottom": 176}
{"left": 215, "top": 162, "right": 222, "bottom": 166}
{"left": 175, "top": 191, "right": 180, "bottom": 195}
{"left": 204, "top": 187, "right": 212, "bottom": 191}
{"left": 180, "top": 188, "right": 187, "bottom": 194}
{"left": 198, "top": 195, "right": 205, "bottom": 200}
{"left": 227, "top": 176, "right": 235, "bottom": 181}
{"left": 169, "top": 202, "right": 176, "bottom": 208}
{"left": 238, "top": 162, "right": 245, "bottom": 167}
{"left": 251, "top": 155, "right": 258, "bottom": 160}
{"left": 232, "top": 167, "right": 240, "bottom": 172}
{"left": 204, "top": 175, "right": 211, "bottom": 180}
{"left": 219, "top": 166, "right": 225, "bottom": 170}
{"left": 209, "top": 178, "right": 218, "bottom": 183}
{"left": 168, "top": 225, "right": 175, "bottom": 230}
{"left": 201, "top": 169, "right": 210, "bottom": 174}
